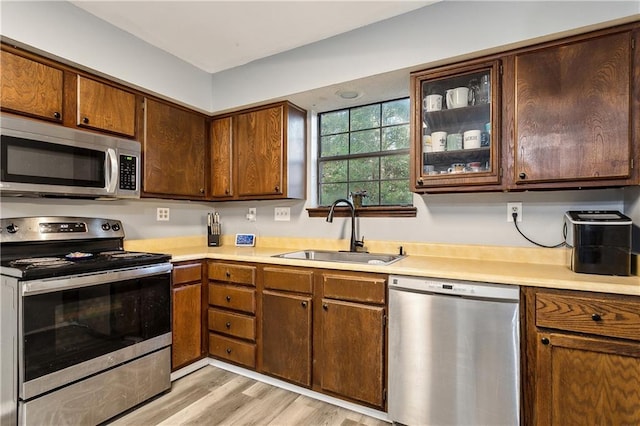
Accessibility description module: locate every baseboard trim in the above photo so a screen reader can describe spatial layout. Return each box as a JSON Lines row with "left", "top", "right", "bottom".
{"left": 170, "top": 358, "right": 211, "bottom": 382}
{"left": 206, "top": 358, "right": 390, "bottom": 422}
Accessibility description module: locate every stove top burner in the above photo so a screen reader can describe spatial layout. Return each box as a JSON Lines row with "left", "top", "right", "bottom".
{"left": 11, "top": 257, "right": 63, "bottom": 265}
{"left": 11, "top": 258, "right": 74, "bottom": 269}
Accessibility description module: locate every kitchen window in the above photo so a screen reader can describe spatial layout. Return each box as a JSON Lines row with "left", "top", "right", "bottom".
{"left": 315, "top": 98, "right": 414, "bottom": 215}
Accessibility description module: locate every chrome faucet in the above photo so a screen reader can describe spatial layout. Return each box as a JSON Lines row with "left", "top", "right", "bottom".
{"left": 326, "top": 198, "right": 364, "bottom": 252}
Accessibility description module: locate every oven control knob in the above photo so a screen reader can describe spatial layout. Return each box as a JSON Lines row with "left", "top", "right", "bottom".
{"left": 6, "top": 223, "right": 19, "bottom": 234}
{"left": 101, "top": 223, "right": 111, "bottom": 231}
{"left": 111, "top": 223, "right": 121, "bottom": 232}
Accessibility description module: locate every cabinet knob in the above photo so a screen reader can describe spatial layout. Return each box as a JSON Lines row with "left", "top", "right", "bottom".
{"left": 225, "top": 189, "right": 230, "bottom": 195}
{"left": 225, "top": 295, "right": 231, "bottom": 302}
{"left": 274, "top": 185, "right": 280, "bottom": 192}
{"left": 82, "top": 117, "right": 89, "bottom": 124}
{"left": 417, "top": 178, "right": 424, "bottom": 186}
{"left": 199, "top": 188, "right": 204, "bottom": 194}
{"left": 322, "top": 303, "right": 328, "bottom": 310}
{"left": 591, "top": 313, "right": 602, "bottom": 322}
{"left": 53, "top": 111, "right": 61, "bottom": 120}
{"left": 519, "top": 172, "right": 527, "bottom": 179}
{"left": 226, "top": 348, "right": 232, "bottom": 354}
{"left": 225, "top": 271, "right": 231, "bottom": 278}
{"left": 225, "top": 321, "right": 231, "bottom": 329}
{"left": 301, "top": 301, "right": 307, "bottom": 308}
{"left": 541, "top": 337, "right": 550, "bottom": 345}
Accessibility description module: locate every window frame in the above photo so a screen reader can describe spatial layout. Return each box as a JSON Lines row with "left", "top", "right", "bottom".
{"left": 315, "top": 97, "right": 415, "bottom": 214}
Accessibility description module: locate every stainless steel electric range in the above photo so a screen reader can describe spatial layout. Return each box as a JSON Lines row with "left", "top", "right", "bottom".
{"left": 0, "top": 216, "right": 173, "bottom": 426}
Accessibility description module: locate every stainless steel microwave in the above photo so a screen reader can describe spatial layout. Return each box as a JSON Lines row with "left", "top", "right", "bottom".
{"left": 0, "top": 114, "right": 140, "bottom": 199}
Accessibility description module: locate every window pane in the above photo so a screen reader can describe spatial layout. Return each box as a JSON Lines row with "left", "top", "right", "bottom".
{"left": 350, "top": 129, "right": 380, "bottom": 154}
{"left": 320, "top": 110, "right": 348, "bottom": 135}
{"left": 381, "top": 154, "right": 409, "bottom": 179}
{"left": 349, "top": 181, "right": 380, "bottom": 206}
{"left": 320, "top": 160, "right": 347, "bottom": 183}
{"left": 382, "top": 124, "right": 410, "bottom": 151}
{"left": 382, "top": 99, "right": 410, "bottom": 125}
{"left": 380, "top": 180, "right": 412, "bottom": 205}
{"left": 320, "top": 134, "right": 349, "bottom": 157}
{"left": 349, "top": 157, "right": 380, "bottom": 181}
{"left": 320, "top": 183, "right": 348, "bottom": 205}
{"left": 350, "top": 104, "right": 380, "bottom": 131}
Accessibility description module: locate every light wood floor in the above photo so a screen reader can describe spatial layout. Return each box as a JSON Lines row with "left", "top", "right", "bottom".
{"left": 108, "top": 366, "right": 390, "bottom": 426}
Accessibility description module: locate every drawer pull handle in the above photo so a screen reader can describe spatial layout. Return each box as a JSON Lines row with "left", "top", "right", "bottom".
{"left": 323, "top": 303, "right": 328, "bottom": 310}
{"left": 225, "top": 271, "right": 231, "bottom": 278}
{"left": 82, "top": 117, "right": 90, "bottom": 124}
{"left": 591, "top": 313, "right": 602, "bottom": 322}
{"left": 541, "top": 337, "right": 550, "bottom": 345}
{"left": 301, "top": 301, "right": 307, "bottom": 308}
{"left": 225, "top": 322, "right": 231, "bottom": 329}
{"left": 226, "top": 296, "right": 231, "bottom": 302}
{"left": 226, "top": 348, "right": 232, "bottom": 354}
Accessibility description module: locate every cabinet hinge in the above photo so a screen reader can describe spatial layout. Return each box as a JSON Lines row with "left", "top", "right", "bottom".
{"left": 499, "top": 167, "right": 503, "bottom": 177}
{"left": 383, "top": 388, "right": 387, "bottom": 402}
{"left": 383, "top": 314, "right": 387, "bottom": 327}
{"left": 499, "top": 64, "right": 504, "bottom": 75}
{"left": 632, "top": 38, "right": 636, "bottom": 50}
{"left": 632, "top": 158, "right": 634, "bottom": 169}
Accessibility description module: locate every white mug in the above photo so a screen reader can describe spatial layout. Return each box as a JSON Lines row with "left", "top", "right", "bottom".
{"left": 446, "top": 87, "right": 469, "bottom": 109}
{"left": 431, "top": 131, "right": 447, "bottom": 152}
{"left": 423, "top": 94, "right": 443, "bottom": 112}
{"left": 463, "top": 130, "right": 482, "bottom": 149}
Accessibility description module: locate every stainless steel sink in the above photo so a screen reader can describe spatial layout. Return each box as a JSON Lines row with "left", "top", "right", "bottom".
{"left": 273, "top": 249, "right": 405, "bottom": 265}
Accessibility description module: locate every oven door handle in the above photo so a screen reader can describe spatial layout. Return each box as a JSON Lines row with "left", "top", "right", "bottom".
{"left": 21, "top": 263, "right": 173, "bottom": 296}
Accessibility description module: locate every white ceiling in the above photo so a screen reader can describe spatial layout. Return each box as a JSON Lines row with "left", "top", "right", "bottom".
{"left": 70, "top": 1, "right": 435, "bottom": 74}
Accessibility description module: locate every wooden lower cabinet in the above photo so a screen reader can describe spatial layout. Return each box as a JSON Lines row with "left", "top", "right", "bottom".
{"left": 260, "top": 267, "right": 314, "bottom": 388}
{"left": 171, "top": 261, "right": 206, "bottom": 370}
{"left": 207, "top": 261, "right": 257, "bottom": 369}
{"left": 261, "top": 291, "right": 312, "bottom": 387}
{"left": 319, "top": 298, "right": 385, "bottom": 408}
{"left": 524, "top": 287, "right": 640, "bottom": 425}
{"left": 317, "top": 272, "right": 387, "bottom": 410}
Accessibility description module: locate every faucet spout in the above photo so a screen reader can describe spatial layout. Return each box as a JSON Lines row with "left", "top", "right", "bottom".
{"left": 326, "top": 198, "right": 362, "bottom": 252}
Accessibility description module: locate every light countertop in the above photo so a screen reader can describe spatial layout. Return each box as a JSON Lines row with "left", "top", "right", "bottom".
{"left": 124, "top": 235, "right": 640, "bottom": 297}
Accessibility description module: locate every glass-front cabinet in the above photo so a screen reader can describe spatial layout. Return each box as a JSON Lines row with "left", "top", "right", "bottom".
{"left": 410, "top": 60, "right": 502, "bottom": 192}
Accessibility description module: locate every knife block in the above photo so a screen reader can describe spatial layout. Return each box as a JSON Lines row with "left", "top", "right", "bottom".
{"left": 208, "top": 235, "right": 221, "bottom": 247}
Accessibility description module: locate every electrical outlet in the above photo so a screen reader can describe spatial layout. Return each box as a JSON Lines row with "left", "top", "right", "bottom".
{"left": 156, "top": 207, "right": 170, "bottom": 221}
{"left": 246, "top": 207, "right": 257, "bottom": 222}
{"left": 274, "top": 207, "right": 290, "bottom": 221}
{"left": 507, "top": 202, "right": 522, "bottom": 222}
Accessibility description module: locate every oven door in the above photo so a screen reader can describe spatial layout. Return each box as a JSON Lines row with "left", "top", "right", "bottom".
{"left": 18, "top": 263, "right": 172, "bottom": 400}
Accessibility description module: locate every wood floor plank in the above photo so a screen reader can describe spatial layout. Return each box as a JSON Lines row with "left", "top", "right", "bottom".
{"left": 109, "top": 366, "right": 389, "bottom": 426}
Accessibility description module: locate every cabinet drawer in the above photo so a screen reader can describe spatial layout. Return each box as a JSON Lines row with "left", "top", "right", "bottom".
{"left": 209, "top": 333, "right": 256, "bottom": 368}
{"left": 323, "top": 274, "right": 386, "bottom": 304}
{"left": 173, "top": 262, "right": 202, "bottom": 285}
{"left": 208, "top": 262, "right": 256, "bottom": 286}
{"left": 208, "top": 283, "right": 256, "bottom": 314}
{"left": 263, "top": 267, "right": 313, "bottom": 294}
{"left": 208, "top": 308, "right": 255, "bottom": 341}
{"left": 536, "top": 292, "right": 640, "bottom": 341}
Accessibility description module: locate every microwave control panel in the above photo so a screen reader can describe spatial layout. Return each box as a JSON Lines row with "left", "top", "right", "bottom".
{"left": 119, "top": 155, "right": 137, "bottom": 190}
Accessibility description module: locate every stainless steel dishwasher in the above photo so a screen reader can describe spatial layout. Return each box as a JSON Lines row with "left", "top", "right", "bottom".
{"left": 388, "top": 275, "right": 520, "bottom": 426}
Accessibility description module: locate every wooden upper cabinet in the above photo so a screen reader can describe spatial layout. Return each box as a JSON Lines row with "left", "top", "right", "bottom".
{"left": 143, "top": 98, "right": 207, "bottom": 198}
{"left": 512, "top": 30, "right": 634, "bottom": 187}
{"left": 210, "top": 117, "right": 233, "bottom": 198}
{"left": 77, "top": 76, "right": 136, "bottom": 137}
{"left": 234, "top": 105, "right": 285, "bottom": 197}
{"left": 210, "top": 101, "right": 306, "bottom": 200}
{"left": 0, "top": 50, "right": 64, "bottom": 122}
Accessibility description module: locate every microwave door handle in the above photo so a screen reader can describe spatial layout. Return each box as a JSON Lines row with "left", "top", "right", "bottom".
{"left": 106, "top": 148, "right": 118, "bottom": 193}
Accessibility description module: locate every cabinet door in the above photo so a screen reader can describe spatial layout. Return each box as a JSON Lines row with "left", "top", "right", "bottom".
{"left": 320, "top": 299, "right": 385, "bottom": 408}
{"left": 262, "top": 291, "right": 312, "bottom": 387}
{"left": 210, "top": 117, "right": 233, "bottom": 198}
{"left": 143, "top": 98, "right": 206, "bottom": 198}
{"left": 535, "top": 332, "right": 640, "bottom": 426}
{"left": 77, "top": 76, "right": 136, "bottom": 137}
{"left": 234, "top": 105, "right": 284, "bottom": 197}
{"left": 411, "top": 60, "right": 502, "bottom": 192}
{"left": 514, "top": 31, "right": 632, "bottom": 185}
{"left": 172, "top": 282, "right": 202, "bottom": 370}
{"left": 0, "top": 50, "right": 63, "bottom": 122}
